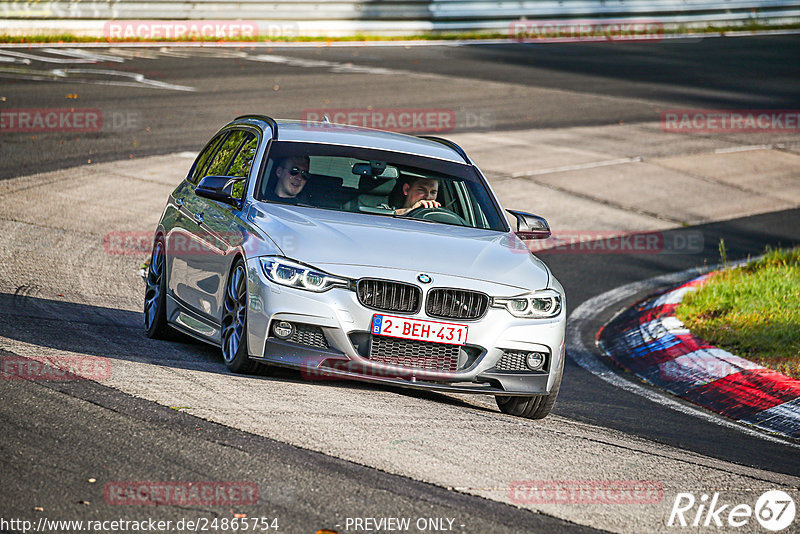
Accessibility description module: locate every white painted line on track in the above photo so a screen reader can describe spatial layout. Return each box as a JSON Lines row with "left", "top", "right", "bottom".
{"left": 54, "top": 68, "right": 196, "bottom": 91}
{"left": 244, "top": 53, "right": 441, "bottom": 79}
{"left": 714, "top": 144, "right": 774, "bottom": 154}
{"left": 0, "top": 55, "right": 27, "bottom": 64}
{"left": 0, "top": 49, "right": 97, "bottom": 63}
{"left": 42, "top": 47, "right": 126, "bottom": 63}
{"left": 0, "top": 67, "right": 196, "bottom": 91}
{"left": 567, "top": 263, "right": 800, "bottom": 450}
{"left": 247, "top": 53, "right": 400, "bottom": 76}
{"left": 511, "top": 157, "right": 643, "bottom": 178}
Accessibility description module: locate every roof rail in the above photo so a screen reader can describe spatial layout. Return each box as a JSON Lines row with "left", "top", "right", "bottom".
{"left": 234, "top": 115, "right": 279, "bottom": 139}
{"left": 417, "top": 135, "right": 470, "bottom": 164}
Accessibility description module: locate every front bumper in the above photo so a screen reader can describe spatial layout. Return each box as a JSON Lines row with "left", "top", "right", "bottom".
{"left": 245, "top": 258, "right": 566, "bottom": 395}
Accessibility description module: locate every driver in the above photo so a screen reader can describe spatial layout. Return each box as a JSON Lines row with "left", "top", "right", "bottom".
{"left": 265, "top": 156, "right": 311, "bottom": 204}
{"left": 393, "top": 176, "right": 440, "bottom": 216}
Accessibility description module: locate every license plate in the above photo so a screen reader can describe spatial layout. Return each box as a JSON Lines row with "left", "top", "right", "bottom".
{"left": 371, "top": 314, "right": 468, "bottom": 346}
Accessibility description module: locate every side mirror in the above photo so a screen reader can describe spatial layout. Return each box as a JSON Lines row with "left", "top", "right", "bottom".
{"left": 196, "top": 175, "right": 243, "bottom": 207}
{"left": 506, "top": 209, "right": 551, "bottom": 240}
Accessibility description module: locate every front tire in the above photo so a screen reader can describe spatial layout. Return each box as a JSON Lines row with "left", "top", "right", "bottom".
{"left": 495, "top": 356, "right": 563, "bottom": 419}
{"left": 144, "top": 237, "right": 172, "bottom": 339}
{"left": 221, "top": 259, "right": 258, "bottom": 374}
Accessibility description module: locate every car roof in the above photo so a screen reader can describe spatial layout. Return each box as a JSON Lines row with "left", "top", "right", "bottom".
{"left": 232, "top": 116, "right": 470, "bottom": 164}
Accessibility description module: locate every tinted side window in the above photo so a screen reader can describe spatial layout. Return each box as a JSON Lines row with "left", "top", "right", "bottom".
{"left": 228, "top": 135, "right": 258, "bottom": 200}
{"left": 189, "top": 133, "right": 227, "bottom": 185}
{"left": 205, "top": 130, "right": 249, "bottom": 177}
{"left": 227, "top": 135, "right": 258, "bottom": 178}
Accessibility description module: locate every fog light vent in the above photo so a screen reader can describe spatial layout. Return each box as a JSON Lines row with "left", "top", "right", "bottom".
{"left": 525, "top": 351, "right": 546, "bottom": 371}
{"left": 495, "top": 350, "right": 547, "bottom": 371}
{"left": 271, "top": 321, "right": 329, "bottom": 349}
{"left": 272, "top": 321, "right": 294, "bottom": 339}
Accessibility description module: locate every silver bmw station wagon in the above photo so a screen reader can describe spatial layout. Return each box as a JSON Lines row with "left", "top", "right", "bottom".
{"left": 145, "top": 115, "right": 566, "bottom": 419}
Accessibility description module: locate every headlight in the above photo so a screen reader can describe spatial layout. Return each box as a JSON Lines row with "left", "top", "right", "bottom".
{"left": 260, "top": 257, "right": 349, "bottom": 292}
{"left": 492, "top": 289, "right": 562, "bottom": 318}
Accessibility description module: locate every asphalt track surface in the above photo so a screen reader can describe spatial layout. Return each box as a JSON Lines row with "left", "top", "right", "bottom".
{"left": 1, "top": 35, "right": 799, "bottom": 179}
{"left": 1, "top": 35, "right": 799, "bottom": 533}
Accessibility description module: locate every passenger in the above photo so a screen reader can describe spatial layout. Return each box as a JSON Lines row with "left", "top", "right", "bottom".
{"left": 392, "top": 176, "right": 441, "bottom": 216}
{"left": 265, "top": 156, "right": 311, "bottom": 204}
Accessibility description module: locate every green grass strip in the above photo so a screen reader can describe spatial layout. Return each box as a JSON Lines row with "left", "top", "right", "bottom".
{"left": 676, "top": 246, "right": 800, "bottom": 379}
{"left": 2, "top": 21, "right": 800, "bottom": 44}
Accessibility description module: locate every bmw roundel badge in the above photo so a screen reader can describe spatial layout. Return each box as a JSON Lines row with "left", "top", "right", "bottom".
{"left": 417, "top": 273, "right": 432, "bottom": 284}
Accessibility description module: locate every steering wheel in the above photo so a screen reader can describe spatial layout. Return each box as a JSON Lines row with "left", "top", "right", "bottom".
{"left": 403, "top": 206, "right": 468, "bottom": 226}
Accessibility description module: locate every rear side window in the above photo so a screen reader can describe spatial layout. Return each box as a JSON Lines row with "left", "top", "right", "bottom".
{"left": 204, "top": 130, "right": 251, "bottom": 178}
{"left": 189, "top": 132, "right": 227, "bottom": 185}
{"left": 228, "top": 135, "right": 259, "bottom": 200}
{"left": 227, "top": 135, "right": 258, "bottom": 178}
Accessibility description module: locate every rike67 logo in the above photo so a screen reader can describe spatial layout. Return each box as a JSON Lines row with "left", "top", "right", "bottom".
{"left": 668, "top": 490, "right": 795, "bottom": 531}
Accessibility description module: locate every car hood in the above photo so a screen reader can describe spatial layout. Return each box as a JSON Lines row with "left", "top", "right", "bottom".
{"left": 249, "top": 204, "right": 550, "bottom": 292}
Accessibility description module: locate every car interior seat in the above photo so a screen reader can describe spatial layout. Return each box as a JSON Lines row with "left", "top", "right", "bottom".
{"left": 305, "top": 174, "right": 345, "bottom": 208}
{"left": 343, "top": 176, "right": 397, "bottom": 211}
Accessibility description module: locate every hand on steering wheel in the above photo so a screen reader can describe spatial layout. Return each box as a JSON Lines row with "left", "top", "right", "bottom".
{"left": 395, "top": 199, "right": 440, "bottom": 215}
{"left": 400, "top": 204, "right": 469, "bottom": 226}
{"left": 410, "top": 199, "right": 441, "bottom": 210}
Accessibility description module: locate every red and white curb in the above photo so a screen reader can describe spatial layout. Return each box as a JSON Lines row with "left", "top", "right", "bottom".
{"left": 597, "top": 274, "right": 800, "bottom": 440}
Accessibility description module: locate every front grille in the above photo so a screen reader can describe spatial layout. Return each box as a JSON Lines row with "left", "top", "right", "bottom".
{"left": 288, "top": 323, "right": 328, "bottom": 349}
{"left": 368, "top": 335, "right": 459, "bottom": 372}
{"left": 357, "top": 278, "right": 421, "bottom": 314}
{"left": 495, "top": 351, "right": 528, "bottom": 371}
{"left": 426, "top": 288, "right": 489, "bottom": 320}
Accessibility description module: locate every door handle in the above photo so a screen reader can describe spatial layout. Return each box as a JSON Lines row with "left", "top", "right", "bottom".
{"left": 194, "top": 212, "right": 204, "bottom": 224}
{"left": 175, "top": 198, "right": 184, "bottom": 207}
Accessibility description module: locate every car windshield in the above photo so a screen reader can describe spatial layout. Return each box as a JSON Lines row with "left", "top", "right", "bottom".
{"left": 255, "top": 141, "right": 507, "bottom": 231}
